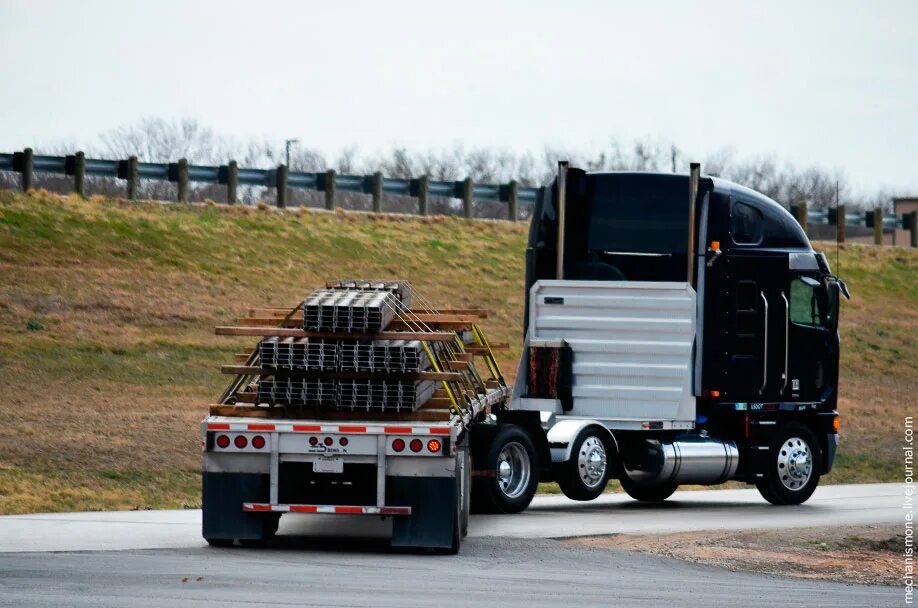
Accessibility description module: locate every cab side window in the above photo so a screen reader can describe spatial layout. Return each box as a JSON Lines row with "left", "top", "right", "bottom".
{"left": 790, "top": 279, "right": 824, "bottom": 327}
{"left": 731, "top": 201, "right": 764, "bottom": 244}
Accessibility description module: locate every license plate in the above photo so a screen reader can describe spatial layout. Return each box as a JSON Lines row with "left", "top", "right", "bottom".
{"left": 313, "top": 457, "right": 344, "bottom": 474}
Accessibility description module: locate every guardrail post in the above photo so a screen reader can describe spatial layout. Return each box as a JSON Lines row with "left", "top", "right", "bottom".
{"left": 227, "top": 160, "right": 238, "bottom": 204}
{"left": 276, "top": 164, "right": 288, "bottom": 208}
{"left": 73, "top": 151, "right": 85, "bottom": 197}
{"left": 873, "top": 208, "right": 883, "bottom": 245}
{"left": 126, "top": 156, "right": 138, "bottom": 200}
{"left": 911, "top": 211, "right": 918, "bottom": 248}
{"left": 20, "top": 147, "right": 33, "bottom": 191}
{"left": 371, "top": 171, "right": 383, "bottom": 213}
{"left": 836, "top": 204, "right": 846, "bottom": 243}
{"left": 417, "top": 175, "right": 429, "bottom": 216}
{"left": 508, "top": 180, "right": 519, "bottom": 221}
{"left": 177, "top": 158, "right": 188, "bottom": 202}
{"left": 791, "top": 202, "right": 807, "bottom": 233}
{"left": 325, "top": 169, "right": 336, "bottom": 210}
{"left": 462, "top": 177, "right": 473, "bottom": 219}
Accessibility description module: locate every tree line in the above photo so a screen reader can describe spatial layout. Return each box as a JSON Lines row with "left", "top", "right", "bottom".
{"left": 3, "top": 117, "right": 901, "bottom": 217}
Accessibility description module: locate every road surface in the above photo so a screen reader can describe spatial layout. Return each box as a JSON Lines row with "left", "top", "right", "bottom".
{"left": 0, "top": 484, "right": 903, "bottom": 607}
{"left": 0, "top": 483, "right": 900, "bottom": 552}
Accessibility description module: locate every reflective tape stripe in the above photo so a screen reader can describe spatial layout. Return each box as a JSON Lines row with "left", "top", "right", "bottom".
{"left": 247, "top": 424, "right": 275, "bottom": 431}
{"left": 242, "top": 503, "right": 411, "bottom": 515}
{"left": 212, "top": 421, "right": 453, "bottom": 436}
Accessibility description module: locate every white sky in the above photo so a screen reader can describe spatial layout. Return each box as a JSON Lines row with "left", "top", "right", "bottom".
{"left": 1, "top": 0, "right": 915, "bottom": 194}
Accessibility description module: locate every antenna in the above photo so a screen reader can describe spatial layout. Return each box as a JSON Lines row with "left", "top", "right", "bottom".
{"left": 835, "top": 180, "right": 840, "bottom": 275}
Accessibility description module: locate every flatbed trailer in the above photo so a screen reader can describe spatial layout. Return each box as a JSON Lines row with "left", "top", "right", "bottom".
{"left": 201, "top": 290, "right": 512, "bottom": 553}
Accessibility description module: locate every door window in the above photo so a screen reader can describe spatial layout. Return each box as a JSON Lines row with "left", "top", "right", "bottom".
{"left": 790, "top": 278, "right": 828, "bottom": 327}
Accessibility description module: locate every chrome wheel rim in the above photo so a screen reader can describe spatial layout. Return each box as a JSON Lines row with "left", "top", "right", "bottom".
{"left": 578, "top": 436, "right": 607, "bottom": 488}
{"left": 777, "top": 436, "right": 813, "bottom": 491}
{"left": 497, "top": 442, "right": 531, "bottom": 499}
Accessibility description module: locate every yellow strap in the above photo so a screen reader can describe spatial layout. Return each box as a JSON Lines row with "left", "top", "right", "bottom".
{"left": 420, "top": 340, "right": 462, "bottom": 416}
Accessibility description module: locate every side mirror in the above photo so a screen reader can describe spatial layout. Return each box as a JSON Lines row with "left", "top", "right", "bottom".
{"left": 836, "top": 278, "right": 851, "bottom": 300}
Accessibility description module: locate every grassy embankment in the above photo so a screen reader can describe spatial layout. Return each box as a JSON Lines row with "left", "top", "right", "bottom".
{"left": 0, "top": 190, "right": 913, "bottom": 513}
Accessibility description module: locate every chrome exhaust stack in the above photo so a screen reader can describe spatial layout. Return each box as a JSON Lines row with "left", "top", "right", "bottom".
{"left": 622, "top": 435, "right": 739, "bottom": 486}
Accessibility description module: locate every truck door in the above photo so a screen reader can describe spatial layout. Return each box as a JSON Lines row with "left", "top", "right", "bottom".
{"left": 702, "top": 197, "right": 789, "bottom": 401}
{"left": 785, "top": 275, "right": 839, "bottom": 402}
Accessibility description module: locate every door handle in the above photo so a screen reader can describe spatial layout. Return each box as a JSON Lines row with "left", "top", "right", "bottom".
{"left": 759, "top": 292, "right": 768, "bottom": 395}
{"left": 780, "top": 291, "right": 789, "bottom": 394}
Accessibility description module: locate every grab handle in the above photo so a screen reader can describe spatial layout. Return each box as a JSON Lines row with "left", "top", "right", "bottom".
{"left": 759, "top": 292, "right": 768, "bottom": 395}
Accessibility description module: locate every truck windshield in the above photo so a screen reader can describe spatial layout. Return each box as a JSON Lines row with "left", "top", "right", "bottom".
{"left": 585, "top": 174, "right": 688, "bottom": 256}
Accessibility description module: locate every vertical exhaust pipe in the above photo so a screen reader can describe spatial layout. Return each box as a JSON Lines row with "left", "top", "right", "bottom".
{"left": 556, "top": 161, "right": 569, "bottom": 280}
{"left": 687, "top": 162, "right": 700, "bottom": 286}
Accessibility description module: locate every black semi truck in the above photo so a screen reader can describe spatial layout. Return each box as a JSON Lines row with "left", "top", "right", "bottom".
{"left": 474, "top": 162, "right": 847, "bottom": 511}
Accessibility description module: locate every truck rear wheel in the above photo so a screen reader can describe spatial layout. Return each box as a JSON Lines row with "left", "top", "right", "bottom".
{"left": 756, "top": 423, "right": 821, "bottom": 505}
{"left": 619, "top": 475, "right": 678, "bottom": 502}
{"left": 471, "top": 424, "right": 539, "bottom": 514}
{"left": 556, "top": 427, "right": 610, "bottom": 501}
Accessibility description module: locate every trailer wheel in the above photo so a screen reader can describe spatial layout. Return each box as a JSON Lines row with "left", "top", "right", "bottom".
{"left": 471, "top": 424, "right": 539, "bottom": 514}
{"left": 619, "top": 475, "right": 678, "bottom": 502}
{"left": 556, "top": 427, "right": 610, "bottom": 501}
{"left": 756, "top": 423, "right": 821, "bottom": 505}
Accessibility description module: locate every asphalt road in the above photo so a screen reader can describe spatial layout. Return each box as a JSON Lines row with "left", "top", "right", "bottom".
{"left": 0, "top": 484, "right": 903, "bottom": 607}
{"left": 0, "top": 483, "right": 901, "bottom": 552}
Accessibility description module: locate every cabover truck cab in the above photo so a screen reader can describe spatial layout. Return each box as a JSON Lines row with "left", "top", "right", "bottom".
{"left": 471, "top": 163, "right": 845, "bottom": 509}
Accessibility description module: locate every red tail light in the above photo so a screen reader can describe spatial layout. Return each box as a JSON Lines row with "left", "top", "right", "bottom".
{"left": 251, "top": 435, "right": 266, "bottom": 449}
{"left": 409, "top": 439, "right": 423, "bottom": 453}
{"left": 216, "top": 435, "right": 230, "bottom": 449}
{"left": 339, "top": 437, "right": 349, "bottom": 446}
{"left": 392, "top": 438, "right": 405, "bottom": 452}
{"left": 309, "top": 436, "right": 319, "bottom": 446}
{"left": 323, "top": 437, "right": 333, "bottom": 446}
{"left": 427, "top": 439, "right": 441, "bottom": 453}
{"left": 234, "top": 435, "right": 248, "bottom": 449}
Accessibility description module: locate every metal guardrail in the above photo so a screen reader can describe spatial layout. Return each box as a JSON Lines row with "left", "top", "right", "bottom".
{"left": 0, "top": 149, "right": 914, "bottom": 244}
{"left": 0, "top": 149, "right": 537, "bottom": 221}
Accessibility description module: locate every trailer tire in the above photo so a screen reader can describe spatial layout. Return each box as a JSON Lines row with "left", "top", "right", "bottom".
{"left": 471, "top": 424, "right": 539, "bottom": 514}
{"left": 556, "top": 427, "right": 611, "bottom": 501}
{"left": 459, "top": 448, "right": 471, "bottom": 538}
{"left": 756, "top": 422, "right": 821, "bottom": 505}
{"left": 205, "top": 538, "right": 234, "bottom": 547}
{"left": 619, "top": 475, "right": 678, "bottom": 502}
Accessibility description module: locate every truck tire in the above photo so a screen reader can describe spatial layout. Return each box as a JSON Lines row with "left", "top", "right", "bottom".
{"left": 471, "top": 424, "right": 539, "bottom": 514}
{"left": 206, "top": 538, "right": 234, "bottom": 547}
{"left": 556, "top": 427, "right": 610, "bottom": 501}
{"left": 459, "top": 448, "right": 471, "bottom": 538}
{"left": 619, "top": 475, "right": 678, "bottom": 502}
{"left": 756, "top": 422, "right": 821, "bottom": 505}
